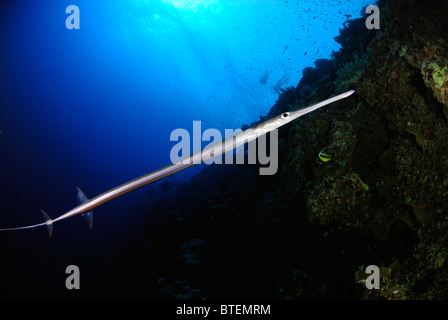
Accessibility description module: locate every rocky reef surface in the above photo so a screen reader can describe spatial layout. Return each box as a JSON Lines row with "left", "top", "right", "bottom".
{"left": 125, "top": 0, "right": 448, "bottom": 299}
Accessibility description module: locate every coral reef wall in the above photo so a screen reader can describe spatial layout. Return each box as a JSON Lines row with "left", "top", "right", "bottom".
{"left": 129, "top": 0, "right": 448, "bottom": 299}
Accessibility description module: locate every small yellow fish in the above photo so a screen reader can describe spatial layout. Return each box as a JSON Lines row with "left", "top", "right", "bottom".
{"left": 316, "top": 148, "right": 332, "bottom": 164}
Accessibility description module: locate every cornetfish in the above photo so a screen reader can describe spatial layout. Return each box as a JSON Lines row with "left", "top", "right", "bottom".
{"left": 0, "top": 90, "right": 354, "bottom": 237}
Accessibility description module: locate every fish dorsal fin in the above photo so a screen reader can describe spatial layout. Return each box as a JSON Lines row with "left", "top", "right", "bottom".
{"left": 77, "top": 186, "right": 89, "bottom": 203}
{"left": 76, "top": 187, "right": 93, "bottom": 230}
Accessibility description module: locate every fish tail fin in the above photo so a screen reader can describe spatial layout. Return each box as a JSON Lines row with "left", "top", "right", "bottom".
{"left": 40, "top": 209, "right": 54, "bottom": 238}
{"left": 77, "top": 187, "right": 93, "bottom": 230}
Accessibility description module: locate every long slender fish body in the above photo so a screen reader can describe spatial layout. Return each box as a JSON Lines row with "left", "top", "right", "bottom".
{"left": 0, "top": 90, "right": 355, "bottom": 236}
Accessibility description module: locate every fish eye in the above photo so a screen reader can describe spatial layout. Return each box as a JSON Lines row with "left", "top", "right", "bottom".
{"left": 281, "top": 112, "right": 290, "bottom": 119}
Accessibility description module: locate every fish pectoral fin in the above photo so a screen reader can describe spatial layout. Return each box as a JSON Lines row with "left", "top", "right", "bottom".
{"left": 40, "top": 209, "right": 53, "bottom": 238}
{"left": 76, "top": 187, "right": 93, "bottom": 230}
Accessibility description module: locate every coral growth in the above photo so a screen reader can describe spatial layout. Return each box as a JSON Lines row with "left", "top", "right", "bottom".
{"left": 422, "top": 61, "right": 448, "bottom": 107}
{"left": 334, "top": 54, "right": 369, "bottom": 92}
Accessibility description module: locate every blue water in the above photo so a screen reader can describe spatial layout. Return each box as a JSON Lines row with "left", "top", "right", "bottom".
{"left": 0, "top": 0, "right": 372, "bottom": 299}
